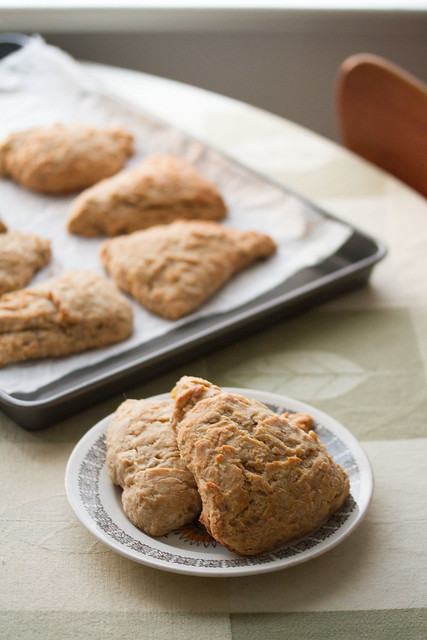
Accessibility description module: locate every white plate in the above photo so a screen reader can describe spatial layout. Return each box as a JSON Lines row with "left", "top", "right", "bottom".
{"left": 65, "top": 388, "right": 373, "bottom": 577}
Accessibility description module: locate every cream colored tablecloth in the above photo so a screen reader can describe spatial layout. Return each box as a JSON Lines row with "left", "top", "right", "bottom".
{"left": 1, "top": 48, "right": 426, "bottom": 639}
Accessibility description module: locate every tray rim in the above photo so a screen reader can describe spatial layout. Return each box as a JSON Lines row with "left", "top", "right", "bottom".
{"left": 0, "top": 231, "right": 384, "bottom": 409}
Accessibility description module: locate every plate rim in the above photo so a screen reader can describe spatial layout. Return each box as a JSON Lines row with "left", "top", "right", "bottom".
{"left": 65, "top": 387, "right": 373, "bottom": 577}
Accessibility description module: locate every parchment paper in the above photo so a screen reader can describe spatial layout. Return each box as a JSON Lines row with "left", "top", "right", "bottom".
{"left": 0, "top": 36, "right": 351, "bottom": 396}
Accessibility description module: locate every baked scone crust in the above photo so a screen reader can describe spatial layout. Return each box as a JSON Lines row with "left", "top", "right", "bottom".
{"left": 0, "top": 231, "right": 51, "bottom": 296}
{"left": 67, "top": 154, "right": 227, "bottom": 236}
{"left": 283, "top": 412, "right": 314, "bottom": 432}
{"left": 106, "top": 397, "right": 201, "bottom": 536}
{"left": 100, "top": 220, "right": 276, "bottom": 319}
{"left": 0, "top": 218, "right": 7, "bottom": 233}
{"left": 0, "top": 271, "right": 133, "bottom": 366}
{"left": 171, "top": 376, "right": 350, "bottom": 556}
{"left": 0, "top": 124, "right": 133, "bottom": 193}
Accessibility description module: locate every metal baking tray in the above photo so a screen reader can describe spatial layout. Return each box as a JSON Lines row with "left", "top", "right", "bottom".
{"left": 1, "top": 221, "right": 385, "bottom": 430}
{"left": 0, "top": 35, "right": 386, "bottom": 430}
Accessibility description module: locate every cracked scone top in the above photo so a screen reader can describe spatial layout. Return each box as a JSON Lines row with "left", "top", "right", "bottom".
{"left": 0, "top": 271, "right": 133, "bottom": 366}
{"left": 100, "top": 219, "right": 276, "bottom": 319}
{"left": 106, "top": 397, "right": 201, "bottom": 537}
{"left": 171, "top": 376, "right": 350, "bottom": 556}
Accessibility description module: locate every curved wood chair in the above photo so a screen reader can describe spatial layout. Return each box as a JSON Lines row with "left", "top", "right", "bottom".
{"left": 336, "top": 53, "right": 427, "bottom": 198}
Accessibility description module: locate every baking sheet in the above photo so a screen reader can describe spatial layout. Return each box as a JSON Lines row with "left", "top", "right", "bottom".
{"left": 0, "top": 36, "right": 353, "bottom": 397}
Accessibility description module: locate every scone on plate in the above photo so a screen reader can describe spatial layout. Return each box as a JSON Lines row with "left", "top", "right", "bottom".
{"left": 0, "top": 230, "right": 51, "bottom": 296}
{"left": 100, "top": 219, "right": 276, "bottom": 319}
{"left": 171, "top": 376, "right": 350, "bottom": 556}
{"left": 106, "top": 397, "right": 201, "bottom": 536}
{"left": 0, "top": 123, "right": 134, "bottom": 193}
{"left": 0, "top": 271, "right": 133, "bottom": 367}
{"left": 67, "top": 154, "right": 227, "bottom": 236}
{"left": 283, "top": 412, "right": 314, "bottom": 432}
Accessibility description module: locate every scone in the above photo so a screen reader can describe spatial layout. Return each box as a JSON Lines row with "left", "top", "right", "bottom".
{"left": 106, "top": 397, "right": 201, "bottom": 536}
{"left": 283, "top": 412, "right": 314, "bottom": 432}
{"left": 0, "top": 218, "right": 7, "bottom": 233}
{"left": 0, "top": 271, "right": 133, "bottom": 367}
{"left": 67, "top": 154, "right": 227, "bottom": 236}
{"left": 171, "top": 376, "right": 350, "bottom": 556}
{"left": 100, "top": 220, "right": 276, "bottom": 319}
{"left": 0, "top": 231, "right": 51, "bottom": 296}
{"left": 0, "top": 123, "right": 133, "bottom": 193}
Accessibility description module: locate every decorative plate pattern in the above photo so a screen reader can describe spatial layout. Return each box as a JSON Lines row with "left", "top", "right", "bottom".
{"left": 65, "top": 389, "right": 373, "bottom": 577}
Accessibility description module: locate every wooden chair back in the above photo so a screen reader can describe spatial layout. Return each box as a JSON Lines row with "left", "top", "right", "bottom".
{"left": 336, "top": 53, "right": 427, "bottom": 198}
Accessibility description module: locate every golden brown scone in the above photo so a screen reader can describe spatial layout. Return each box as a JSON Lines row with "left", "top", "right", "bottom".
{"left": 67, "top": 154, "right": 227, "bottom": 236}
{"left": 0, "top": 124, "right": 133, "bottom": 194}
{"left": 0, "top": 218, "right": 7, "bottom": 233}
{"left": 171, "top": 376, "right": 350, "bottom": 556}
{"left": 283, "top": 412, "right": 314, "bottom": 432}
{"left": 100, "top": 220, "right": 276, "bottom": 319}
{"left": 106, "top": 397, "right": 201, "bottom": 536}
{"left": 0, "top": 231, "right": 51, "bottom": 296}
{"left": 0, "top": 271, "right": 133, "bottom": 367}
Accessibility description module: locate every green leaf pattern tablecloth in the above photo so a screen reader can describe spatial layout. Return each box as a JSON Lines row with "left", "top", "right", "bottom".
{"left": 1, "top": 56, "right": 426, "bottom": 639}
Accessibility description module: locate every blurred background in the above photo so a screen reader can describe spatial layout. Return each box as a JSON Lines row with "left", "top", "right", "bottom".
{"left": 1, "top": 1, "right": 426, "bottom": 141}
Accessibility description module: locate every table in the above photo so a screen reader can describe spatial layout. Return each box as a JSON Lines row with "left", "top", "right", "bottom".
{"left": 1, "top": 59, "right": 426, "bottom": 639}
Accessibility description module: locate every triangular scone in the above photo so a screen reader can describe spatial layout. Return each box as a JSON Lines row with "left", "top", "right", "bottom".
{"left": 100, "top": 220, "right": 276, "bottom": 319}
{"left": 67, "top": 154, "right": 227, "bottom": 237}
{"left": 0, "top": 231, "right": 51, "bottom": 296}
{"left": 0, "top": 124, "right": 133, "bottom": 194}
{"left": 106, "top": 397, "right": 201, "bottom": 536}
{"left": 0, "top": 271, "right": 133, "bottom": 367}
{"left": 171, "top": 376, "right": 350, "bottom": 556}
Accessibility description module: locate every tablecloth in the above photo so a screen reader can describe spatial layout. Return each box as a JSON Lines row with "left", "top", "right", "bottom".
{"left": 0, "top": 46, "right": 426, "bottom": 640}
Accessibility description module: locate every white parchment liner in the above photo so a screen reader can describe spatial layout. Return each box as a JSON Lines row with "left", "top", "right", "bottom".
{"left": 0, "top": 36, "right": 351, "bottom": 396}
